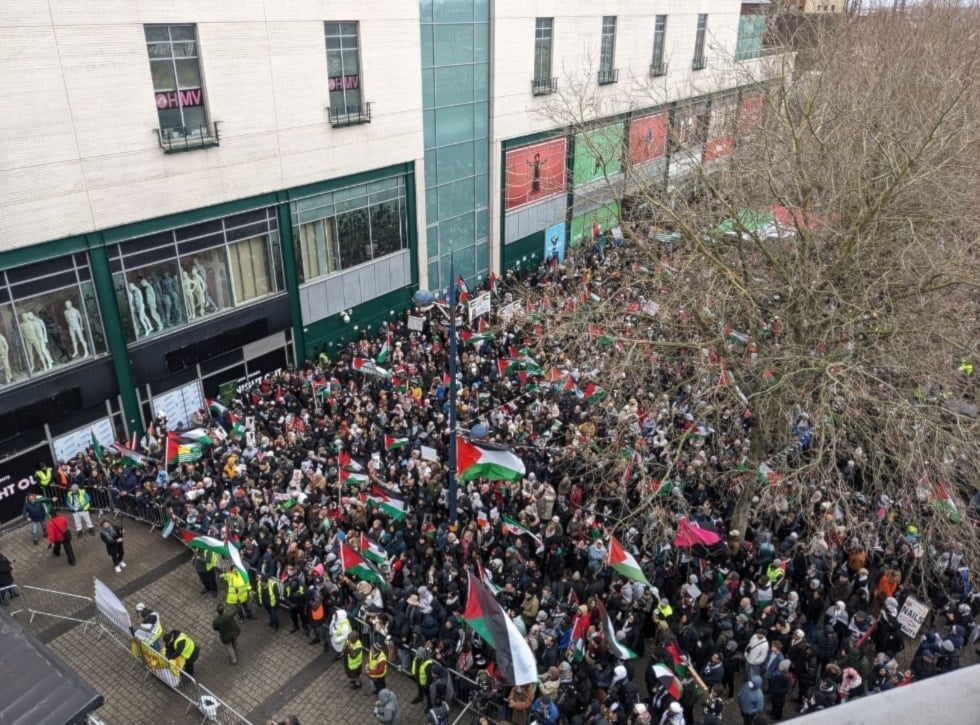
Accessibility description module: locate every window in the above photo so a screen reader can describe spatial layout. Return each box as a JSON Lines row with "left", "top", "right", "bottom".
{"left": 651, "top": 15, "right": 668, "bottom": 76}
{"left": 693, "top": 14, "right": 708, "bottom": 70}
{"left": 736, "top": 13, "right": 766, "bottom": 61}
{"left": 325, "top": 22, "right": 368, "bottom": 125}
{"left": 599, "top": 16, "right": 618, "bottom": 85}
{"left": 293, "top": 176, "right": 409, "bottom": 283}
{"left": 108, "top": 209, "right": 283, "bottom": 343}
{"left": 145, "top": 25, "right": 217, "bottom": 150}
{"left": 533, "top": 18, "right": 556, "bottom": 95}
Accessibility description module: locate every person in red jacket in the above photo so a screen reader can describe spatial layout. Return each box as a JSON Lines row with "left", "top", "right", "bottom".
{"left": 47, "top": 512, "right": 76, "bottom": 565}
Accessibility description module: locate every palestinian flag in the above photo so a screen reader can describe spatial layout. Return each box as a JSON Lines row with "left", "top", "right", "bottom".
{"left": 457, "top": 439, "right": 526, "bottom": 482}
{"left": 352, "top": 358, "right": 391, "bottom": 378}
{"left": 165, "top": 432, "right": 202, "bottom": 466}
{"left": 384, "top": 435, "right": 409, "bottom": 451}
{"left": 91, "top": 429, "right": 105, "bottom": 463}
{"left": 206, "top": 398, "right": 229, "bottom": 419}
{"left": 339, "top": 540, "right": 386, "bottom": 586}
{"left": 568, "top": 609, "right": 590, "bottom": 661}
{"left": 376, "top": 332, "right": 392, "bottom": 364}
{"left": 582, "top": 382, "right": 603, "bottom": 402}
{"left": 180, "top": 532, "right": 250, "bottom": 585}
{"left": 339, "top": 451, "right": 365, "bottom": 473}
{"left": 478, "top": 317, "right": 489, "bottom": 333}
{"left": 456, "top": 275, "right": 470, "bottom": 303}
{"left": 359, "top": 533, "right": 388, "bottom": 565}
{"left": 650, "top": 663, "right": 683, "bottom": 700}
{"left": 607, "top": 535, "right": 653, "bottom": 587}
{"left": 178, "top": 428, "right": 213, "bottom": 446}
{"left": 501, "top": 514, "right": 541, "bottom": 546}
{"left": 665, "top": 640, "right": 689, "bottom": 677}
{"left": 596, "top": 599, "right": 636, "bottom": 660}
{"left": 112, "top": 443, "right": 155, "bottom": 469}
{"left": 340, "top": 468, "right": 369, "bottom": 486}
{"left": 463, "top": 572, "right": 537, "bottom": 686}
{"left": 361, "top": 485, "right": 407, "bottom": 520}
{"left": 920, "top": 477, "right": 961, "bottom": 523}
{"left": 757, "top": 462, "right": 783, "bottom": 486}
{"left": 461, "top": 329, "right": 493, "bottom": 346}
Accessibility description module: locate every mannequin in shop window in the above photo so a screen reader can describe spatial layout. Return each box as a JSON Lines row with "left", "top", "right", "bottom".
{"left": 38, "top": 309, "right": 71, "bottom": 362}
{"left": 128, "top": 282, "right": 155, "bottom": 337}
{"left": 181, "top": 268, "right": 205, "bottom": 319}
{"left": 63, "top": 300, "right": 89, "bottom": 358}
{"left": 20, "top": 311, "right": 54, "bottom": 372}
{"left": 139, "top": 277, "right": 164, "bottom": 331}
{"left": 191, "top": 262, "right": 217, "bottom": 312}
{"left": 161, "top": 274, "right": 182, "bottom": 324}
{"left": 0, "top": 332, "right": 11, "bottom": 383}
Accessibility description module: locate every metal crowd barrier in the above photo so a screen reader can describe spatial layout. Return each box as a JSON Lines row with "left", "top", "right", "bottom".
{"left": 37, "top": 485, "right": 172, "bottom": 532}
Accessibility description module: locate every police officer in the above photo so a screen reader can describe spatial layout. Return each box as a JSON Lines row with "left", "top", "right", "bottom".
{"left": 343, "top": 631, "right": 364, "bottom": 689}
{"left": 256, "top": 571, "right": 281, "bottom": 630}
{"left": 221, "top": 567, "right": 256, "bottom": 622}
{"left": 283, "top": 566, "right": 309, "bottom": 635}
{"left": 34, "top": 461, "right": 54, "bottom": 492}
{"left": 163, "top": 629, "right": 199, "bottom": 678}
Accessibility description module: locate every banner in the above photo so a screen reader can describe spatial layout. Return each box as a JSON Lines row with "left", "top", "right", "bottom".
{"left": 94, "top": 578, "right": 132, "bottom": 636}
{"left": 468, "top": 293, "right": 492, "bottom": 322}
{"left": 407, "top": 315, "right": 425, "bottom": 332}
{"left": 545, "top": 222, "right": 567, "bottom": 264}
{"left": 53, "top": 417, "right": 115, "bottom": 464}
{"left": 0, "top": 444, "right": 50, "bottom": 524}
{"left": 151, "top": 381, "right": 204, "bottom": 430}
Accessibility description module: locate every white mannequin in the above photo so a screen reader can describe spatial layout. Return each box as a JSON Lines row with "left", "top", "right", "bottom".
{"left": 0, "top": 332, "right": 11, "bottom": 383}
{"left": 140, "top": 278, "right": 163, "bottom": 331}
{"left": 128, "top": 282, "right": 154, "bottom": 337}
{"left": 189, "top": 266, "right": 211, "bottom": 313}
{"left": 181, "top": 270, "right": 200, "bottom": 319}
{"left": 21, "top": 311, "right": 53, "bottom": 371}
{"left": 63, "top": 300, "right": 89, "bottom": 358}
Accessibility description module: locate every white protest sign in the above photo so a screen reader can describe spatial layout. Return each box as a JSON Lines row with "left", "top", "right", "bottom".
{"left": 407, "top": 315, "right": 425, "bottom": 331}
{"left": 468, "top": 292, "right": 492, "bottom": 322}
{"left": 897, "top": 596, "right": 929, "bottom": 638}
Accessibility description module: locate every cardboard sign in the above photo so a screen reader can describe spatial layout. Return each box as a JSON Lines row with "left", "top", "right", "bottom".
{"left": 468, "top": 292, "right": 492, "bottom": 322}
{"left": 897, "top": 596, "right": 929, "bottom": 638}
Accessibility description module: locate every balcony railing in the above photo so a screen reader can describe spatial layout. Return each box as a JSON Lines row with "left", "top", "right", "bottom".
{"left": 736, "top": 45, "right": 787, "bottom": 61}
{"left": 156, "top": 122, "right": 220, "bottom": 153}
{"left": 649, "top": 61, "right": 669, "bottom": 78}
{"left": 597, "top": 68, "right": 620, "bottom": 86}
{"left": 692, "top": 57, "right": 707, "bottom": 71}
{"left": 328, "top": 102, "right": 372, "bottom": 128}
{"left": 532, "top": 77, "right": 558, "bottom": 96}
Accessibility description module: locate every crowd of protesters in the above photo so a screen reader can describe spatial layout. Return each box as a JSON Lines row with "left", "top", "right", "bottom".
{"left": 36, "top": 238, "right": 980, "bottom": 724}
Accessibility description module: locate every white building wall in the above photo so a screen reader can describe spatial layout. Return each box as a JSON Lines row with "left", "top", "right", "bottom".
{"left": 0, "top": 0, "right": 423, "bottom": 251}
{"left": 488, "top": 0, "right": 749, "bottom": 268}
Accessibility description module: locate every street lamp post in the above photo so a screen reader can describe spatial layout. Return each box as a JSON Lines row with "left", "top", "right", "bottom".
{"left": 447, "top": 257, "right": 459, "bottom": 527}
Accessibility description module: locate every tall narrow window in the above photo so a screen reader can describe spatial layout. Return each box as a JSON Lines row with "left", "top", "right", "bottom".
{"left": 693, "top": 14, "right": 708, "bottom": 70}
{"left": 533, "top": 18, "right": 555, "bottom": 95}
{"left": 651, "top": 15, "right": 668, "bottom": 76}
{"left": 325, "top": 22, "right": 369, "bottom": 126}
{"left": 599, "top": 16, "right": 618, "bottom": 85}
{"left": 145, "top": 25, "right": 217, "bottom": 150}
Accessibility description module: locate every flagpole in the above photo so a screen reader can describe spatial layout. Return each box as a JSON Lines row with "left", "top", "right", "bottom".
{"left": 448, "top": 254, "right": 459, "bottom": 527}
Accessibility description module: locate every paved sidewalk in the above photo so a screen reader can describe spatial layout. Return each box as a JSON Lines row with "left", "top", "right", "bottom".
{"left": 1, "top": 516, "right": 423, "bottom": 724}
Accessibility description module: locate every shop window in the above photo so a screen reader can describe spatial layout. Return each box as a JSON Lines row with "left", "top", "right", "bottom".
{"left": 144, "top": 24, "right": 219, "bottom": 151}
{"left": 293, "top": 175, "right": 409, "bottom": 283}
{"left": 0, "top": 256, "right": 107, "bottom": 387}
{"left": 109, "top": 208, "right": 282, "bottom": 343}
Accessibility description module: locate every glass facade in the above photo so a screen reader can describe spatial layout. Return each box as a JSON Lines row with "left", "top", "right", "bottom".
{"left": 108, "top": 208, "right": 283, "bottom": 343}
{"left": 292, "top": 174, "right": 410, "bottom": 283}
{"left": 420, "top": 0, "right": 490, "bottom": 288}
{"left": 0, "top": 254, "right": 106, "bottom": 386}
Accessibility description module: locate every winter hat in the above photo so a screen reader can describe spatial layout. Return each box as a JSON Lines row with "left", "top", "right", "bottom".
{"left": 942, "top": 640, "right": 955, "bottom": 653}
{"left": 669, "top": 702, "right": 682, "bottom": 714}
{"left": 779, "top": 659, "right": 792, "bottom": 672}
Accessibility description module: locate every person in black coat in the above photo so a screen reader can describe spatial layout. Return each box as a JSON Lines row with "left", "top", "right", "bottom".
{"left": 0, "top": 548, "right": 18, "bottom": 605}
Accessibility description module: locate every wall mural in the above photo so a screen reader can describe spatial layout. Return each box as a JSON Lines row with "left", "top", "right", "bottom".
{"left": 504, "top": 138, "right": 568, "bottom": 211}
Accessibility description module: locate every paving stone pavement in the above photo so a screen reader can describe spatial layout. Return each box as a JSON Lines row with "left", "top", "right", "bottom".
{"left": 1, "top": 516, "right": 428, "bottom": 724}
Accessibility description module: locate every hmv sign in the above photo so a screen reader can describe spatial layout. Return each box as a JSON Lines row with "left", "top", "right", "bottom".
{"left": 155, "top": 88, "right": 204, "bottom": 110}
{"left": 328, "top": 75, "right": 360, "bottom": 92}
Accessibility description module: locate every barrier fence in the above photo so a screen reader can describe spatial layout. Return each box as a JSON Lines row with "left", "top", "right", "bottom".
{"left": 7, "top": 583, "right": 251, "bottom": 725}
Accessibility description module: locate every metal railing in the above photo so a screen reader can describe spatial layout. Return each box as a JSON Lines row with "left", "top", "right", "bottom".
{"left": 650, "top": 61, "right": 669, "bottom": 77}
{"left": 32, "top": 485, "right": 172, "bottom": 532}
{"left": 156, "top": 122, "right": 221, "bottom": 153}
{"left": 597, "top": 68, "right": 620, "bottom": 85}
{"left": 692, "top": 57, "right": 707, "bottom": 71}
{"left": 531, "top": 77, "right": 558, "bottom": 96}
{"left": 328, "top": 102, "right": 372, "bottom": 127}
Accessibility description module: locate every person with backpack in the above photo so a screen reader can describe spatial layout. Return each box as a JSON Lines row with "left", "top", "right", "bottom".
{"left": 426, "top": 696, "right": 450, "bottom": 725}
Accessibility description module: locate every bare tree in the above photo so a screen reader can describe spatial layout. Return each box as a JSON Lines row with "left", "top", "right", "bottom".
{"left": 518, "top": 4, "right": 980, "bottom": 596}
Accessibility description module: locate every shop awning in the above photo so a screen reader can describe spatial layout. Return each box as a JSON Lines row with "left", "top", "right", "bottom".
{"left": 0, "top": 607, "right": 105, "bottom": 725}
